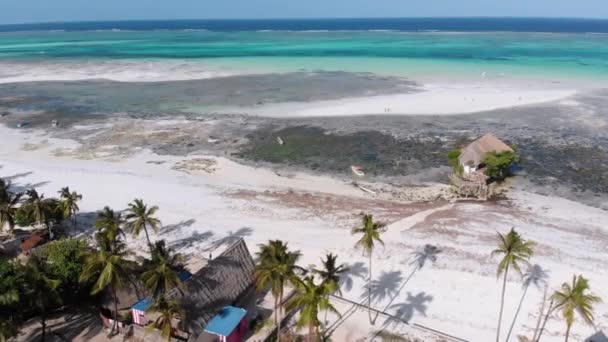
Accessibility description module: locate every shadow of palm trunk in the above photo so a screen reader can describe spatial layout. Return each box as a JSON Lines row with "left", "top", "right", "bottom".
{"left": 505, "top": 283, "right": 530, "bottom": 342}
{"left": 324, "top": 298, "right": 366, "bottom": 338}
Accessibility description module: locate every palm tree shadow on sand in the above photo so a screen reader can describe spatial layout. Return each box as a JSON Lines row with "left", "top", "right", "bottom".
{"left": 168, "top": 230, "right": 215, "bottom": 255}
{"left": 505, "top": 263, "right": 550, "bottom": 342}
{"left": 382, "top": 291, "right": 434, "bottom": 328}
{"left": 339, "top": 261, "right": 368, "bottom": 293}
{"left": 160, "top": 218, "right": 196, "bottom": 236}
{"left": 204, "top": 227, "right": 253, "bottom": 252}
{"left": 380, "top": 244, "right": 442, "bottom": 315}
{"left": 361, "top": 271, "right": 403, "bottom": 304}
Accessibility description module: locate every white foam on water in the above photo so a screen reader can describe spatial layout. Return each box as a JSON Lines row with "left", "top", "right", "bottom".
{"left": 0, "top": 60, "right": 264, "bottom": 83}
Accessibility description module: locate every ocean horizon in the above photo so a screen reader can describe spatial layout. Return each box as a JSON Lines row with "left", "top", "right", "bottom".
{"left": 2, "top": 17, "right": 608, "bottom": 33}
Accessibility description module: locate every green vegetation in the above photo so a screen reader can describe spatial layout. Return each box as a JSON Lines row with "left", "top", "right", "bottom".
{"left": 483, "top": 150, "right": 519, "bottom": 180}
{"left": 146, "top": 296, "right": 184, "bottom": 342}
{"left": 0, "top": 176, "right": 187, "bottom": 340}
{"left": 447, "top": 149, "right": 463, "bottom": 176}
{"left": 0, "top": 259, "right": 24, "bottom": 341}
{"left": 38, "top": 238, "right": 91, "bottom": 300}
{"left": 125, "top": 199, "right": 161, "bottom": 254}
{"left": 58, "top": 187, "right": 82, "bottom": 228}
{"left": 254, "top": 240, "right": 302, "bottom": 342}
{"left": 537, "top": 275, "right": 602, "bottom": 342}
{"left": 285, "top": 275, "right": 338, "bottom": 341}
{"left": 23, "top": 256, "right": 62, "bottom": 342}
{"left": 141, "top": 240, "right": 185, "bottom": 299}
{"left": 351, "top": 214, "right": 385, "bottom": 325}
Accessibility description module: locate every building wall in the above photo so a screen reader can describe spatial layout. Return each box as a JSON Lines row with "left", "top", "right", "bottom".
{"left": 463, "top": 164, "right": 477, "bottom": 175}
{"left": 226, "top": 317, "right": 248, "bottom": 342}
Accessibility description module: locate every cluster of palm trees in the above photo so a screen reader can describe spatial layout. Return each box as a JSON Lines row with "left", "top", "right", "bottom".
{"left": 256, "top": 214, "right": 602, "bottom": 342}
{"left": 2, "top": 175, "right": 604, "bottom": 342}
{"left": 254, "top": 240, "right": 348, "bottom": 342}
{"left": 80, "top": 199, "right": 185, "bottom": 340}
{"left": 492, "top": 228, "right": 602, "bottom": 342}
{"left": 0, "top": 177, "right": 81, "bottom": 238}
{"left": 1, "top": 177, "right": 185, "bottom": 341}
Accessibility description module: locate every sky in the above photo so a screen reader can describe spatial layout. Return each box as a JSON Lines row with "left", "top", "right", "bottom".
{"left": 1, "top": 0, "right": 607, "bottom": 25}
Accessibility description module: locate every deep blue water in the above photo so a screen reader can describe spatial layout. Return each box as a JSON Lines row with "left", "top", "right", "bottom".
{"left": 2, "top": 18, "right": 608, "bottom": 33}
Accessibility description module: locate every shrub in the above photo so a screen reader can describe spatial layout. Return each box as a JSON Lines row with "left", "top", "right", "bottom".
{"left": 37, "top": 238, "right": 91, "bottom": 301}
{"left": 447, "top": 149, "right": 463, "bottom": 175}
{"left": 483, "top": 151, "right": 519, "bottom": 180}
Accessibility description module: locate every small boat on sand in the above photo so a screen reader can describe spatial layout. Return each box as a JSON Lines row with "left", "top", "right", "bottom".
{"left": 276, "top": 136, "right": 284, "bottom": 145}
{"left": 16, "top": 120, "right": 29, "bottom": 128}
{"left": 51, "top": 120, "right": 59, "bottom": 128}
{"left": 351, "top": 165, "right": 365, "bottom": 177}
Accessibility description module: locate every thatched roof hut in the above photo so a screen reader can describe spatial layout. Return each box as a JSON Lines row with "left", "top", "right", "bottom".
{"left": 170, "top": 238, "right": 255, "bottom": 339}
{"left": 459, "top": 133, "right": 513, "bottom": 168}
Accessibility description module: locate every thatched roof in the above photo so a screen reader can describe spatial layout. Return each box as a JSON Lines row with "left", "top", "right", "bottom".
{"left": 101, "top": 280, "right": 147, "bottom": 312}
{"left": 170, "top": 238, "right": 255, "bottom": 337}
{"left": 459, "top": 133, "right": 513, "bottom": 167}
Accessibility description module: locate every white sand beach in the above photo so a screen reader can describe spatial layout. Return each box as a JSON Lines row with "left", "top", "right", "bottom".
{"left": 1, "top": 124, "right": 607, "bottom": 342}
{"left": 247, "top": 83, "right": 578, "bottom": 117}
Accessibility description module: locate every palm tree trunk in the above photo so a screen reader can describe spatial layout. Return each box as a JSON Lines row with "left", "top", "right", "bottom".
{"left": 277, "top": 285, "right": 283, "bottom": 342}
{"left": 564, "top": 323, "right": 571, "bottom": 342}
{"left": 532, "top": 285, "right": 548, "bottom": 341}
{"left": 143, "top": 223, "right": 153, "bottom": 255}
{"left": 45, "top": 220, "right": 53, "bottom": 240}
{"left": 368, "top": 251, "right": 374, "bottom": 325}
{"left": 309, "top": 322, "right": 314, "bottom": 342}
{"left": 496, "top": 265, "right": 510, "bottom": 342}
{"left": 535, "top": 299, "right": 554, "bottom": 342}
{"left": 274, "top": 294, "right": 279, "bottom": 327}
{"left": 41, "top": 306, "right": 46, "bottom": 342}
{"left": 505, "top": 284, "right": 530, "bottom": 342}
{"left": 111, "top": 285, "right": 119, "bottom": 336}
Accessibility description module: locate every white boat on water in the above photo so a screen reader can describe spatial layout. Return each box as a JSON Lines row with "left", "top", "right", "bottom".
{"left": 351, "top": 165, "right": 365, "bottom": 177}
{"left": 276, "top": 136, "right": 284, "bottom": 145}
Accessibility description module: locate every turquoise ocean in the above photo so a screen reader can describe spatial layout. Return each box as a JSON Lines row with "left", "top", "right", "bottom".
{"left": 1, "top": 18, "right": 608, "bottom": 82}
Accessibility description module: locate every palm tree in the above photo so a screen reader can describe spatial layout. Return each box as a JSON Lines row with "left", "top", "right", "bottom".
{"left": 351, "top": 214, "right": 385, "bottom": 324}
{"left": 550, "top": 275, "right": 601, "bottom": 342}
{"left": 94, "top": 206, "right": 125, "bottom": 249}
{"left": 141, "top": 240, "right": 185, "bottom": 298}
{"left": 314, "top": 253, "right": 349, "bottom": 296}
{"left": 0, "top": 178, "right": 8, "bottom": 204}
{"left": 313, "top": 253, "right": 348, "bottom": 328}
{"left": 0, "top": 259, "right": 24, "bottom": 342}
{"left": 24, "top": 189, "right": 55, "bottom": 238}
{"left": 146, "top": 295, "right": 184, "bottom": 342}
{"left": 125, "top": 199, "right": 161, "bottom": 254}
{"left": 286, "top": 275, "right": 339, "bottom": 342}
{"left": 23, "top": 256, "right": 61, "bottom": 342}
{"left": 491, "top": 228, "right": 534, "bottom": 342}
{"left": 58, "top": 187, "right": 82, "bottom": 228}
{"left": 254, "top": 240, "right": 302, "bottom": 342}
{"left": 0, "top": 319, "right": 18, "bottom": 342}
{"left": 80, "top": 236, "right": 134, "bottom": 336}
{"left": 0, "top": 191, "right": 22, "bottom": 235}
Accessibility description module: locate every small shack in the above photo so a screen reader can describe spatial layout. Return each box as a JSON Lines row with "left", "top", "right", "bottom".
{"left": 459, "top": 133, "right": 513, "bottom": 176}
{"left": 203, "top": 306, "right": 248, "bottom": 342}
{"left": 124, "top": 238, "right": 255, "bottom": 342}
